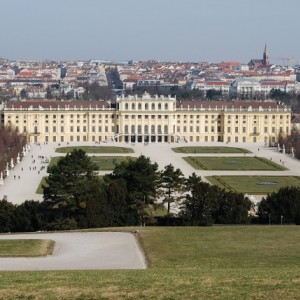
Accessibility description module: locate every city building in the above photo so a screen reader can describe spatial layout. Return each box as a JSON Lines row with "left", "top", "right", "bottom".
{"left": 2, "top": 93, "right": 291, "bottom": 145}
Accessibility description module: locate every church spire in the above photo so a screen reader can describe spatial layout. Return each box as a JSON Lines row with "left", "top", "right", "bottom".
{"left": 263, "top": 44, "right": 269, "bottom": 65}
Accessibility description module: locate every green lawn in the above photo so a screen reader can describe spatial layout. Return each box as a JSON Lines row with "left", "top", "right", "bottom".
{"left": 172, "top": 146, "right": 251, "bottom": 153}
{"left": 36, "top": 176, "right": 47, "bottom": 194}
{"left": 0, "top": 239, "right": 54, "bottom": 257}
{"left": 206, "top": 175, "right": 300, "bottom": 194}
{"left": 184, "top": 156, "right": 287, "bottom": 170}
{"left": 0, "top": 226, "right": 299, "bottom": 299}
{"left": 56, "top": 146, "right": 134, "bottom": 153}
{"left": 49, "top": 156, "right": 135, "bottom": 170}
{"left": 92, "top": 156, "right": 135, "bottom": 170}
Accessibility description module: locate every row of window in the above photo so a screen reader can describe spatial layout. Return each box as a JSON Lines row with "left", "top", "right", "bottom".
{"left": 123, "top": 103, "right": 171, "bottom": 111}
{"left": 7, "top": 113, "right": 289, "bottom": 121}
{"left": 124, "top": 125, "right": 169, "bottom": 134}
{"left": 44, "top": 126, "right": 114, "bottom": 133}
{"left": 16, "top": 123, "right": 289, "bottom": 135}
{"left": 36, "top": 134, "right": 274, "bottom": 144}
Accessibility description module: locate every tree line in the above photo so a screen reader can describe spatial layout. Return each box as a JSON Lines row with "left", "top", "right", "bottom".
{"left": 277, "top": 127, "right": 300, "bottom": 160}
{"left": 0, "top": 127, "right": 27, "bottom": 177}
{"left": 1, "top": 149, "right": 300, "bottom": 232}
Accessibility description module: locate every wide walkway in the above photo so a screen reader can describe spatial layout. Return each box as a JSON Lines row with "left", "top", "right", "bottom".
{"left": 0, "top": 232, "right": 146, "bottom": 271}
{"left": 1, "top": 141, "right": 300, "bottom": 205}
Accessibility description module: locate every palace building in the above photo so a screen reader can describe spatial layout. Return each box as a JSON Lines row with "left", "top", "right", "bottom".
{"left": 2, "top": 93, "right": 291, "bottom": 145}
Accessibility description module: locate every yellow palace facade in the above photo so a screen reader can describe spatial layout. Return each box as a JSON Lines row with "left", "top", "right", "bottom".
{"left": 2, "top": 93, "right": 291, "bottom": 145}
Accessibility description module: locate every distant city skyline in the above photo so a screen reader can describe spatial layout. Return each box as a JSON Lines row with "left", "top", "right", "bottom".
{"left": 0, "top": 0, "right": 299, "bottom": 64}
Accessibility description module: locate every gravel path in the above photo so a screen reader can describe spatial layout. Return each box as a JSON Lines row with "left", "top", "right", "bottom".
{"left": 0, "top": 232, "right": 147, "bottom": 271}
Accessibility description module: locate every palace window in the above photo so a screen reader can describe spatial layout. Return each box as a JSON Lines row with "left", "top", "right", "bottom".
{"left": 151, "top": 125, "right": 155, "bottom": 134}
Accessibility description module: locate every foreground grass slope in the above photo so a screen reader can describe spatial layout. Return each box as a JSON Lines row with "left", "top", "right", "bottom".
{"left": 0, "top": 226, "right": 300, "bottom": 299}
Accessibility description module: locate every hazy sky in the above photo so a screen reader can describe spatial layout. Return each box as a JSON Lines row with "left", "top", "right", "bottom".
{"left": 0, "top": 0, "right": 299, "bottom": 63}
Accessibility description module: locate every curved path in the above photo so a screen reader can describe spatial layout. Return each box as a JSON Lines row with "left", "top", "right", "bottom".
{"left": 0, "top": 232, "right": 147, "bottom": 271}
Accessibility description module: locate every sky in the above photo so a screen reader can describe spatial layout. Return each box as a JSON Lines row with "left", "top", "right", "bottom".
{"left": 0, "top": 0, "right": 299, "bottom": 64}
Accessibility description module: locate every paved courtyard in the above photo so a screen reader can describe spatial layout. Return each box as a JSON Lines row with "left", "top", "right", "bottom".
{"left": 0, "top": 232, "right": 146, "bottom": 271}
{"left": 1, "top": 141, "right": 300, "bottom": 204}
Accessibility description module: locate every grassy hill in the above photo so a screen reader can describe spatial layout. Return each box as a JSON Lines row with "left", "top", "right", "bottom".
{"left": 0, "top": 226, "right": 299, "bottom": 299}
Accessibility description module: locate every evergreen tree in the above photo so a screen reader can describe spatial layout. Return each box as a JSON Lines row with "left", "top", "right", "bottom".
{"left": 107, "top": 155, "right": 159, "bottom": 225}
{"left": 258, "top": 186, "right": 300, "bottom": 224}
{"left": 181, "top": 173, "right": 219, "bottom": 225}
{"left": 181, "top": 174, "right": 253, "bottom": 225}
{"left": 214, "top": 192, "right": 252, "bottom": 224}
{"left": 0, "top": 199, "right": 15, "bottom": 232}
{"left": 12, "top": 200, "right": 43, "bottom": 232}
{"left": 158, "top": 164, "right": 185, "bottom": 214}
{"left": 43, "top": 149, "right": 98, "bottom": 229}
